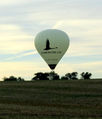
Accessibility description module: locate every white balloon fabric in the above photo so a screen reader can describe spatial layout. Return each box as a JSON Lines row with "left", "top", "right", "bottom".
{"left": 34, "top": 29, "right": 70, "bottom": 70}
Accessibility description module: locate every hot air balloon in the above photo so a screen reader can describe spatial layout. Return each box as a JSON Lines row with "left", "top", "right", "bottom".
{"left": 34, "top": 29, "right": 70, "bottom": 70}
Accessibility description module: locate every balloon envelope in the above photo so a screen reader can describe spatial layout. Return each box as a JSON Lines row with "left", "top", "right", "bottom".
{"left": 34, "top": 29, "right": 70, "bottom": 70}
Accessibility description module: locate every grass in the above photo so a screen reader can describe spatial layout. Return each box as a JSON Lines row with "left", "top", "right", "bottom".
{"left": 0, "top": 80, "right": 102, "bottom": 119}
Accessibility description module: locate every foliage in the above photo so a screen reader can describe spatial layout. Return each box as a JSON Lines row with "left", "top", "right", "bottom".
{"left": 48, "top": 71, "right": 59, "bottom": 80}
{"left": 32, "top": 71, "right": 92, "bottom": 80}
{"left": 32, "top": 72, "right": 49, "bottom": 80}
{"left": 32, "top": 71, "right": 59, "bottom": 80}
{"left": 65, "top": 72, "right": 78, "bottom": 80}
{"left": 3, "top": 76, "right": 24, "bottom": 81}
{"left": 81, "top": 72, "right": 92, "bottom": 80}
{"left": 60, "top": 76, "right": 68, "bottom": 80}
{"left": 17, "top": 77, "right": 25, "bottom": 81}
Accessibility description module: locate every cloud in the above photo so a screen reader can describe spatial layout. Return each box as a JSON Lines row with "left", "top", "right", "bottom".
{"left": 53, "top": 19, "right": 102, "bottom": 35}
{"left": 0, "top": 24, "right": 34, "bottom": 54}
{"left": 27, "top": 0, "right": 102, "bottom": 26}
{"left": 5, "top": 50, "right": 37, "bottom": 61}
{"left": 52, "top": 19, "right": 102, "bottom": 56}
{"left": 0, "top": 0, "right": 30, "bottom": 6}
{"left": 0, "top": 59, "right": 102, "bottom": 81}
{"left": 0, "top": 0, "right": 102, "bottom": 80}
{"left": 0, "top": 61, "right": 50, "bottom": 81}
{"left": 56, "top": 61, "right": 102, "bottom": 78}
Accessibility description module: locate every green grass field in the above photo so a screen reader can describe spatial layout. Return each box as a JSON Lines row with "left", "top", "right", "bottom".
{"left": 0, "top": 80, "right": 102, "bottom": 119}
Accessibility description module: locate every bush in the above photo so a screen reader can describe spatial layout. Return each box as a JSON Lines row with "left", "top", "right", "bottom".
{"left": 3, "top": 76, "right": 24, "bottom": 81}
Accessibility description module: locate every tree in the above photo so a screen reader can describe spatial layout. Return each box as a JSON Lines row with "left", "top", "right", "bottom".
{"left": 18, "top": 77, "right": 24, "bottom": 81}
{"left": 32, "top": 71, "right": 59, "bottom": 80}
{"left": 65, "top": 72, "right": 78, "bottom": 80}
{"left": 65, "top": 73, "right": 71, "bottom": 80}
{"left": 71, "top": 72, "right": 78, "bottom": 80}
{"left": 81, "top": 72, "right": 92, "bottom": 80}
{"left": 48, "top": 71, "right": 59, "bottom": 80}
{"left": 60, "top": 76, "right": 68, "bottom": 80}
{"left": 3, "top": 76, "right": 25, "bottom": 81}
{"left": 4, "top": 76, "right": 17, "bottom": 81}
{"left": 43, "top": 73, "right": 49, "bottom": 80}
{"left": 32, "top": 72, "right": 49, "bottom": 80}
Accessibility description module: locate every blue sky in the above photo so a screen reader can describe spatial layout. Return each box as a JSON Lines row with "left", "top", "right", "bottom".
{"left": 0, "top": 0, "right": 102, "bottom": 80}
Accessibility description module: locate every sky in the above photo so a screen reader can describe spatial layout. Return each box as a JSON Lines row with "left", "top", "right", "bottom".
{"left": 0, "top": 0, "right": 102, "bottom": 80}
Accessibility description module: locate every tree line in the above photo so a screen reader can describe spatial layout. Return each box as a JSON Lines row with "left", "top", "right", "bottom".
{"left": 3, "top": 71, "right": 92, "bottom": 81}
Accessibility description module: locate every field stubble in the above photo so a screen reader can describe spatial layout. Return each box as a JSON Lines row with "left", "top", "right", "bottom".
{"left": 0, "top": 80, "right": 102, "bottom": 119}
